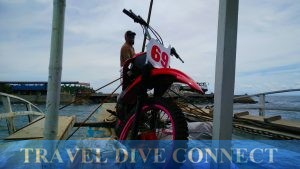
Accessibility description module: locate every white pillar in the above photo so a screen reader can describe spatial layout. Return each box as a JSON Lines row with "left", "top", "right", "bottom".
{"left": 212, "top": 0, "right": 239, "bottom": 168}
{"left": 213, "top": 0, "right": 239, "bottom": 141}
{"left": 44, "top": 0, "right": 66, "bottom": 140}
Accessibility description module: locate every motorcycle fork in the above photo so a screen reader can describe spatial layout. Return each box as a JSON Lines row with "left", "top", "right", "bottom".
{"left": 130, "top": 95, "right": 144, "bottom": 139}
{"left": 130, "top": 64, "right": 152, "bottom": 139}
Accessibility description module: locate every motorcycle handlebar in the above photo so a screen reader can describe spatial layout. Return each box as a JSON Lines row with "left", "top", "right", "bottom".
{"left": 123, "top": 9, "right": 148, "bottom": 26}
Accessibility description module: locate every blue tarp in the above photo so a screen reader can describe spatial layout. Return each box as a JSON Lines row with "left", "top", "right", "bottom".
{"left": 0, "top": 140, "right": 299, "bottom": 169}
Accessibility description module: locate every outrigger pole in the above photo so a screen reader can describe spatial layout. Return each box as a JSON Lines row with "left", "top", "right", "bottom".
{"left": 141, "top": 0, "right": 154, "bottom": 52}
{"left": 44, "top": 0, "right": 66, "bottom": 140}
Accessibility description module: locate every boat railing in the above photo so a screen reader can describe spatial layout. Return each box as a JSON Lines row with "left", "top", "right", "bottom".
{"left": 0, "top": 92, "right": 44, "bottom": 134}
{"left": 234, "top": 88, "right": 300, "bottom": 116}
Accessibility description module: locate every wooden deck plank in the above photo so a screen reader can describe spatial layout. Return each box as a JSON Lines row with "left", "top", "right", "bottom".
{"left": 235, "top": 114, "right": 300, "bottom": 134}
{"left": 5, "top": 116, "right": 75, "bottom": 140}
{"left": 236, "top": 115, "right": 300, "bottom": 129}
{"left": 94, "top": 103, "right": 116, "bottom": 122}
{"left": 237, "top": 115, "right": 265, "bottom": 122}
{"left": 233, "top": 111, "right": 249, "bottom": 118}
{"left": 271, "top": 120, "right": 300, "bottom": 132}
{"left": 264, "top": 115, "right": 281, "bottom": 123}
{"left": 234, "top": 123, "right": 300, "bottom": 139}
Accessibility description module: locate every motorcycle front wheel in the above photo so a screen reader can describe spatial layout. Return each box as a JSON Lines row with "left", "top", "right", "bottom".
{"left": 118, "top": 97, "right": 188, "bottom": 140}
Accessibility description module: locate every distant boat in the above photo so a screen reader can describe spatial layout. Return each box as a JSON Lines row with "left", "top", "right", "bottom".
{"left": 175, "top": 82, "right": 209, "bottom": 93}
{"left": 197, "top": 82, "right": 208, "bottom": 93}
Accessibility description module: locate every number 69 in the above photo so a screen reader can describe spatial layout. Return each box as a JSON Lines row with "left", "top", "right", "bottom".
{"left": 151, "top": 45, "right": 169, "bottom": 68}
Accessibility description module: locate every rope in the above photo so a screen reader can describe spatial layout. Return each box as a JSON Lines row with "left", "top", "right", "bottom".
{"left": 168, "top": 89, "right": 210, "bottom": 116}
{"left": 94, "top": 77, "right": 122, "bottom": 92}
{"left": 66, "top": 83, "right": 121, "bottom": 140}
{"left": 59, "top": 77, "right": 121, "bottom": 110}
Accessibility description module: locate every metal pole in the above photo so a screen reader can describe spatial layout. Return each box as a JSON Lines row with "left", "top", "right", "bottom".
{"left": 259, "top": 94, "right": 266, "bottom": 116}
{"left": 141, "top": 0, "right": 154, "bottom": 52}
{"left": 43, "top": 0, "right": 66, "bottom": 140}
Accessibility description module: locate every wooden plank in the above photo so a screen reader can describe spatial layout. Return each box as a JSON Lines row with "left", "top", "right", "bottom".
{"left": 5, "top": 116, "right": 75, "bottom": 140}
{"left": 236, "top": 114, "right": 300, "bottom": 132}
{"left": 237, "top": 115, "right": 265, "bottom": 122}
{"left": 184, "top": 104, "right": 212, "bottom": 117}
{"left": 270, "top": 120, "right": 300, "bottom": 133}
{"left": 234, "top": 123, "right": 300, "bottom": 139}
{"left": 59, "top": 116, "right": 76, "bottom": 140}
{"left": 93, "top": 103, "right": 116, "bottom": 122}
{"left": 200, "top": 108, "right": 213, "bottom": 116}
{"left": 235, "top": 114, "right": 300, "bottom": 135}
{"left": 264, "top": 115, "right": 281, "bottom": 123}
{"left": 234, "top": 111, "right": 249, "bottom": 118}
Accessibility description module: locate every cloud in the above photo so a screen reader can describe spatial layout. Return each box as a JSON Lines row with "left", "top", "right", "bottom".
{"left": 238, "top": 63, "right": 300, "bottom": 77}
{"left": 234, "top": 0, "right": 300, "bottom": 94}
{"left": 236, "top": 0, "right": 300, "bottom": 72}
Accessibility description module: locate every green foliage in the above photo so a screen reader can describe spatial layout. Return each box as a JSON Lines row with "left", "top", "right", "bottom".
{"left": 0, "top": 84, "right": 12, "bottom": 93}
{"left": 61, "top": 85, "right": 95, "bottom": 94}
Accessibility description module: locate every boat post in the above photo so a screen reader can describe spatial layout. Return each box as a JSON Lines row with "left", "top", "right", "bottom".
{"left": 212, "top": 0, "right": 239, "bottom": 168}
{"left": 213, "top": 0, "right": 239, "bottom": 140}
{"left": 43, "top": 0, "right": 66, "bottom": 140}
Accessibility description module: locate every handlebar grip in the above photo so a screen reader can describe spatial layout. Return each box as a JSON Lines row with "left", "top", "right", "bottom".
{"left": 123, "top": 9, "right": 136, "bottom": 21}
{"left": 123, "top": 9, "right": 148, "bottom": 26}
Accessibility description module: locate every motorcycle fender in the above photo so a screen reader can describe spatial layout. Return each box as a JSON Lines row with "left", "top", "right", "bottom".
{"left": 120, "top": 68, "right": 204, "bottom": 104}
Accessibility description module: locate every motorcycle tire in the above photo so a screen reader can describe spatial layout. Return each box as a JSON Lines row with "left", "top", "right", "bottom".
{"left": 117, "top": 97, "right": 188, "bottom": 140}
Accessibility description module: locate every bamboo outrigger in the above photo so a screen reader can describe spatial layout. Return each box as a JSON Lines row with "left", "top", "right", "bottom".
{"left": 0, "top": 92, "right": 75, "bottom": 140}
{"left": 178, "top": 102, "right": 300, "bottom": 140}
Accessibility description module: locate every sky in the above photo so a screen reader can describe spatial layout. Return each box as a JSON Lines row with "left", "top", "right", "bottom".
{"left": 0, "top": 0, "right": 300, "bottom": 95}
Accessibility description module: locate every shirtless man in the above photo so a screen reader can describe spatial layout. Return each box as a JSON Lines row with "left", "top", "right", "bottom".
{"left": 120, "top": 30, "right": 136, "bottom": 67}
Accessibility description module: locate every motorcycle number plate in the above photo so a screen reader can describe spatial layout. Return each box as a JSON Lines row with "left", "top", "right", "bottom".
{"left": 146, "top": 39, "right": 171, "bottom": 68}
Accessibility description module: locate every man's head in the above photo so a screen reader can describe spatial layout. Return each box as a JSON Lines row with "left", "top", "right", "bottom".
{"left": 125, "top": 30, "right": 136, "bottom": 45}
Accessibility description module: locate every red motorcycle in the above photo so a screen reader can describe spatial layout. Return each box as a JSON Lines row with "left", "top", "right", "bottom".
{"left": 115, "top": 9, "right": 203, "bottom": 140}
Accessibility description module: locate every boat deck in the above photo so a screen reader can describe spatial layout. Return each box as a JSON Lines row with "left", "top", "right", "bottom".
{"left": 5, "top": 116, "right": 75, "bottom": 140}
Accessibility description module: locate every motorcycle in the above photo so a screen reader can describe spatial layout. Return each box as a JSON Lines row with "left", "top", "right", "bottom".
{"left": 115, "top": 9, "right": 204, "bottom": 140}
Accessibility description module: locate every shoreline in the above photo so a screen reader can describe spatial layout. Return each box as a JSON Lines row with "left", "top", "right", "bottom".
{"left": 1, "top": 93, "right": 257, "bottom": 104}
